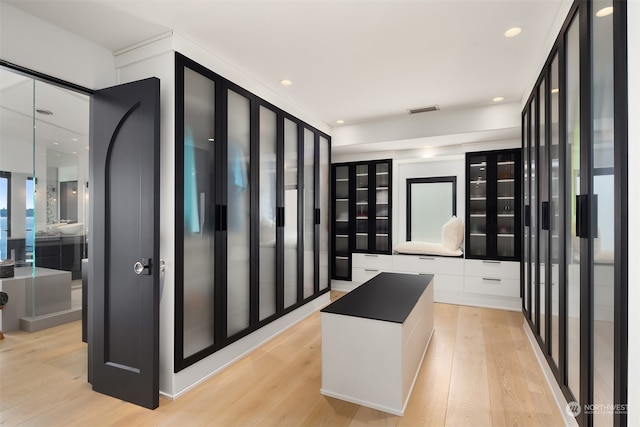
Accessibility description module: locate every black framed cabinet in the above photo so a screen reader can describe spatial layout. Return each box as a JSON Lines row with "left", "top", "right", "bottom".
{"left": 521, "top": 2, "right": 628, "bottom": 426}
{"left": 175, "top": 53, "right": 331, "bottom": 372}
{"left": 331, "top": 159, "right": 392, "bottom": 280}
{"left": 465, "top": 149, "right": 521, "bottom": 261}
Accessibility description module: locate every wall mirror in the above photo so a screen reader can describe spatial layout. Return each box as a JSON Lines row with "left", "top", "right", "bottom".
{"left": 406, "top": 176, "right": 456, "bottom": 242}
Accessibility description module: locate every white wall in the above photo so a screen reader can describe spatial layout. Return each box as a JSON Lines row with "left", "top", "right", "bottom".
{"left": 394, "top": 157, "right": 465, "bottom": 246}
{"left": 627, "top": 0, "right": 639, "bottom": 423}
{"left": 332, "top": 102, "right": 521, "bottom": 150}
{"left": 0, "top": 2, "right": 115, "bottom": 89}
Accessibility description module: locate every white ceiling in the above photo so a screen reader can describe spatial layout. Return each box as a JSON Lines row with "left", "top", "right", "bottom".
{"left": 4, "top": 0, "right": 566, "bottom": 129}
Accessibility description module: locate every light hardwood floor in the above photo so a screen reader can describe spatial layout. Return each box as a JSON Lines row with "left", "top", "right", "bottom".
{"left": 0, "top": 294, "right": 565, "bottom": 426}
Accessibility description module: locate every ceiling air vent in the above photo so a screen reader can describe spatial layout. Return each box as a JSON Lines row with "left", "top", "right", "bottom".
{"left": 408, "top": 105, "right": 440, "bottom": 114}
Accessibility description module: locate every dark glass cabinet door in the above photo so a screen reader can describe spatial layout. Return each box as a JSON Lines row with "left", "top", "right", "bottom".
{"left": 465, "top": 149, "right": 521, "bottom": 261}
{"left": 332, "top": 165, "right": 350, "bottom": 280}
{"left": 331, "top": 159, "right": 392, "bottom": 280}
{"left": 175, "top": 53, "right": 331, "bottom": 371}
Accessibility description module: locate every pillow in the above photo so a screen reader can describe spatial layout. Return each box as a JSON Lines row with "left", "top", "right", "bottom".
{"left": 394, "top": 241, "right": 463, "bottom": 257}
{"left": 441, "top": 216, "right": 464, "bottom": 251}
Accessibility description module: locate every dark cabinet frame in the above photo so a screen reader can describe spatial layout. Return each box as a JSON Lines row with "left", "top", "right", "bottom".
{"left": 464, "top": 149, "right": 522, "bottom": 261}
{"left": 331, "top": 159, "right": 392, "bottom": 280}
{"left": 174, "top": 53, "right": 331, "bottom": 372}
{"left": 521, "top": 1, "right": 628, "bottom": 425}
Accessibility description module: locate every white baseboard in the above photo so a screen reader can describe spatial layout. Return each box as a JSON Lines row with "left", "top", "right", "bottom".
{"left": 523, "top": 320, "right": 579, "bottom": 427}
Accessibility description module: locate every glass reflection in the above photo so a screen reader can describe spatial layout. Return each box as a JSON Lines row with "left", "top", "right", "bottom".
{"left": 0, "top": 67, "right": 89, "bottom": 329}
{"left": 566, "top": 14, "right": 581, "bottom": 400}
{"left": 591, "top": 1, "right": 615, "bottom": 424}
{"left": 259, "top": 106, "right": 277, "bottom": 320}
{"left": 539, "top": 78, "right": 547, "bottom": 344}
{"left": 283, "top": 118, "right": 298, "bottom": 308}
{"left": 303, "top": 129, "right": 315, "bottom": 299}
{"left": 226, "top": 90, "right": 251, "bottom": 337}
{"left": 550, "top": 53, "right": 561, "bottom": 369}
{"left": 319, "top": 136, "right": 329, "bottom": 291}
{"left": 182, "top": 67, "right": 215, "bottom": 356}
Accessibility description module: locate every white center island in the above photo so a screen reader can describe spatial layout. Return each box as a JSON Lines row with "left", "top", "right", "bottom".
{"left": 320, "top": 272, "right": 434, "bottom": 416}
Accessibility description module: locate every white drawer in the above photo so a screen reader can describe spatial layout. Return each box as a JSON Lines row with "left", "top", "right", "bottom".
{"left": 352, "top": 267, "right": 383, "bottom": 283}
{"left": 464, "top": 276, "right": 520, "bottom": 298}
{"left": 392, "top": 255, "right": 463, "bottom": 276}
{"left": 352, "top": 253, "right": 393, "bottom": 270}
{"left": 464, "top": 259, "right": 520, "bottom": 280}
{"left": 433, "top": 273, "right": 464, "bottom": 293}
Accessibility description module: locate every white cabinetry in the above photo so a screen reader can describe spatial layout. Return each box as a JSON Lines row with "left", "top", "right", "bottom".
{"left": 463, "top": 259, "right": 521, "bottom": 310}
{"left": 352, "top": 253, "right": 393, "bottom": 283}
{"left": 391, "top": 255, "right": 464, "bottom": 303}
{"left": 347, "top": 253, "right": 521, "bottom": 311}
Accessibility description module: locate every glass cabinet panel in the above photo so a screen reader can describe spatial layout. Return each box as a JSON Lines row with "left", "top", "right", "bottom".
{"left": 303, "top": 128, "right": 315, "bottom": 299}
{"left": 319, "top": 136, "right": 330, "bottom": 290}
{"left": 375, "top": 162, "right": 390, "bottom": 251}
{"left": 333, "top": 165, "right": 350, "bottom": 279}
{"left": 496, "top": 153, "right": 516, "bottom": 257}
{"left": 538, "top": 78, "right": 547, "bottom": 344}
{"left": 467, "top": 154, "right": 488, "bottom": 257}
{"left": 182, "top": 67, "right": 216, "bottom": 357}
{"left": 283, "top": 118, "right": 298, "bottom": 308}
{"left": 355, "top": 164, "right": 369, "bottom": 251}
{"left": 523, "top": 109, "right": 531, "bottom": 316}
{"left": 531, "top": 96, "right": 538, "bottom": 331}
{"left": 258, "top": 106, "right": 277, "bottom": 321}
{"left": 565, "top": 14, "right": 580, "bottom": 400}
{"left": 466, "top": 150, "right": 520, "bottom": 261}
{"left": 226, "top": 89, "right": 251, "bottom": 337}
{"left": 549, "top": 53, "right": 561, "bottom": 370}
{"left": 591, "top": 1, "right": 615, "bottom": 424}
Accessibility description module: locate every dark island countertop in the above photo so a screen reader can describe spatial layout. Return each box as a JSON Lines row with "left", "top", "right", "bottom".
{"left": 321, "top": 272, "right": 433, "bottom": 323}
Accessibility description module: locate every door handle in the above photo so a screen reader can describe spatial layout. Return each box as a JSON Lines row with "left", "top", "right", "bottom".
{"left": 134, "top": 258, "right": 152, "bottom": 275}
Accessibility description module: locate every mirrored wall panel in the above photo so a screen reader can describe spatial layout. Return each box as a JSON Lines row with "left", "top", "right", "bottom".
{"left": 0, "top": 66, "right": 89, "bottom": 332}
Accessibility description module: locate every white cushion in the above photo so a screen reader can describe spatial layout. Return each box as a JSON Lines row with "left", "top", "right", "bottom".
{"left": 394, "top": 241, "right": 463, "bottom": 257}
{"left": 441, "top": 216, "right": 464, "bottom": 251}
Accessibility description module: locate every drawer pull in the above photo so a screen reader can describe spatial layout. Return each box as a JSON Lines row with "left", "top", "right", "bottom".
{"left": 482, "top": 260, "right": 501, "bottom": 264}
{"left": 419, "top": 256, "right": 435, "bottom": 261}
{"left": 365, "top": 269, "right": 379, "bottom": 273}
{"left": 365, "top": 254, "right": 378, "bottom": 258}
{"left": 482, "top": 277, "right": 502, "bottom": 282}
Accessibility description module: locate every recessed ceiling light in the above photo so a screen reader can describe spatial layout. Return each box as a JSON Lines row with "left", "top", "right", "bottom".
{"left": 208, "top": 138, "right": 215, "bottom": 142}
{"left": 71, "top": 137, "right": 78, "bottom": 142}
{"left": 504, "top": 27, "right": 522, "bottom": 38}
{"left": 493, "top": 96, "right": 505, "bottom": 102}
{"left": 53, "top": 141, "right": 59, "bottom": 145}
{"left": 71, "top": 151, "right": 77, "bottom": 154}
{"left": 551, "top": 88, "right": 560, "bottom": 94}
{"left": 280, "top": 79, "right": 292, "bottom": 86}
{"left": 596, "top": 6, "right": 613, "bottom": 17}
{"left": 336, "top": 120, "right": 344, "bottom": 124}
{"left": 85, "top": 145, "right": 90, "bottom": 150}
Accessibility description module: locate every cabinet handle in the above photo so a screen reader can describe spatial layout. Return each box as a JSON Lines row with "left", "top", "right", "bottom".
{"left": 482, "top": 260, "right": 501, "bottom": 264}
{"left": 419, "top": 256, "right": 435, "bottom": 260}
{"left": 364, "top": 269, "right": 379, "bottom": 273}
{"left": 482, "top": 277, "right": 502, "bottom": 282}
{"left": 365, "top": 254, "right": 378, "bottom": 258}
{"left": 541, "top": 201, "right": 550, "bottom": 230}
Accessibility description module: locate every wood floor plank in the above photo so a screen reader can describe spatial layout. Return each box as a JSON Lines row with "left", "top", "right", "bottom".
{"left": 0, "top": 296, "right": 565, "bottom": 426}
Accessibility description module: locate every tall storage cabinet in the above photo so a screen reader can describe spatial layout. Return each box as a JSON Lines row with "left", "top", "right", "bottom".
{"left": 465, "top": 149, "right": 521, "bottom": 261}
{"left": 175, "top": 53, "right": 330, "bottom": 371}
{"left": 331, "top": 159, "right": 392, "bottom": 280}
